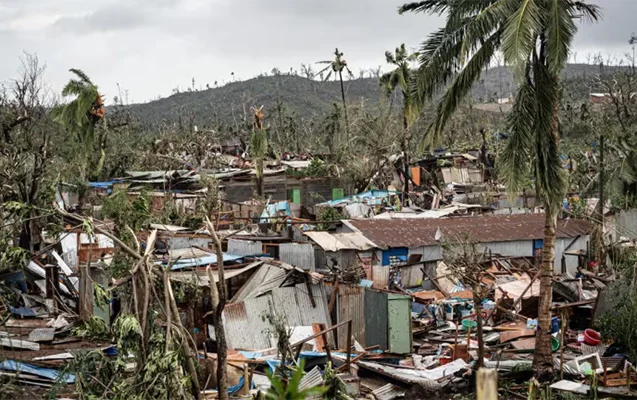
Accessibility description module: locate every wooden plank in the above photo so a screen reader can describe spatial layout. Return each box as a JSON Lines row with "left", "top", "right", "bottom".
{"left": 4, "top": 319, "right": 49, "bottom": 329}
{"left": 510, "top": 337, "right": 536, "bottom": 350}
{"left": 477, "top": 369, "right": 498, "bottom": 400}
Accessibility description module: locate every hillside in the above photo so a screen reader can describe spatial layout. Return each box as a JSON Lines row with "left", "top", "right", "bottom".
{"left": 126, "top": 64, "right": 628, "bottom": 128}
{"left": 125, "top": 75, "right": 384, "bottom": 129}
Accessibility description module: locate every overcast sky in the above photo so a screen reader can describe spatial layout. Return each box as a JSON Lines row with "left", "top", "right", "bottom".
{"left": 0, "top": 0, "right": 633, "bottom": 104}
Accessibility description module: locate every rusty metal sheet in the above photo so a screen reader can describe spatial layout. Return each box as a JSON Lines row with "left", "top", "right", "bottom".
{"left": 349, "top": 214, "right": 592, "bottom": 249}
{"left": 336, "top": 285, "right": 366, "bottom": 348}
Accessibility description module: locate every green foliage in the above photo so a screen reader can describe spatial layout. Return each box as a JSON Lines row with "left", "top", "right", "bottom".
{"left": 112, "top": 313, "right": 142, "bottom": 354}
{"left": 101, "top": 190, "right": 151, "bottom": 232}
{"left": 56, "top": 349, "right": 121, "bottom": 400}
{"left": 93, "top": 283, "right": 110, "bottom": 309}
{"left": 73, "top": 316, "right": 110, "bottom": 340}
{"left": 322, "top": 362, "right": 353, "bottom": 400}
{"left": 596, "top": 280, "right": 637, "bottom": 362}
{"left": 0, "top": 232, "right": 30, "bottom": 272}
{"left": 52, "top": 69, "right": 100, "bottom": 145}
{"left": 316, "top": 207, "right": 342, "bottom": 230}
{"left": 286, "top": 159, "right": 329, "bottom": 178}
{"left": 261, "top": 312, "right": 293, "bottom": 365}
{"left": 59, "top": 314, "right": 191, "bottom": 400}
{"left": 173, "top": 278, "right": 203, "bottom": 305}
{"left": 266, "top": 361, "right": 327, "bottom": 400}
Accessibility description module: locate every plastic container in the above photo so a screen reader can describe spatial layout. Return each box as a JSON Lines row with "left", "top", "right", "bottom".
{"left": 551, "top": 317, "right": 560, "bottom": 334}
{"left": 439, "top": 356, "right": 452, "bottom": 365}
{"left": 462, "top": 319, "right": 477, "bottom": 330}
{"left": 551, "top": 337, "right": 560, "bottom": 352}
{"left": 584, "top": 329, "right": 602, "bottom": 346}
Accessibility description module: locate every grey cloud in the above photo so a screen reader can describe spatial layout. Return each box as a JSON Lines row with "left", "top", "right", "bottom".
{"left": 1, "top": 0, "right": 636, "bottom": 102}
{"left": 52, "top": 3, "right": 148, "bottom": 33}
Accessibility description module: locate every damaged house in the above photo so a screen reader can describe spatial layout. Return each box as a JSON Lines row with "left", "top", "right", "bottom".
{"left": 306, "top": 214, "right": 592, "bottom": 290}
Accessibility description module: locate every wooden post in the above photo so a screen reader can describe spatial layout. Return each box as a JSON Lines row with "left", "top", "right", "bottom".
{"left": 476, "top": 368, "right": 498, "bottom": 400}
{"left": 321, "top": 332, "right": 332, "bottom": 364}
{"left": 560, "top": 310, "right": 568, "bottom": 380}
{"left": 346, "top": 320, "right": 352, "bottom": 373}
{"left": 241, "top": 363, "right": 249, "bottom": 395}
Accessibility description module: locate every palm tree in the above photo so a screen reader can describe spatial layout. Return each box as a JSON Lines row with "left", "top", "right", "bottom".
{"left": 317, "top": 48, "right": 353, "bottom": 140}
{"left": 53, "top": 69, "right": 105, "bottom": 179}
{"left": 380, "top": 43, "right": 420, "bottom": 205}
{"left": 400, "top": 0, "right": 600, "bottom": 376}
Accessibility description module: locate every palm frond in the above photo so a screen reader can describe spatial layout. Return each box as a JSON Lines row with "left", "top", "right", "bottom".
{"left": 398, "top": 0, "right": 450, "bottom": 15}
{"left": 385, "top": 51, "right": 396, "bottom": 64}
{"left": 499, "top": 79, "right": 536, "bottom": 195}
{"left": 425, "top": 30, "right": 500, "bottom": 148}
{"left": 69, "top": 68, "right": 93, "bottom": 85}
{"left": 458, "top": 0, "right": 508, "bottom": 64}
{"left": 569, "top": 1, "right": 601, "bottom": 23}
{"left": 413, "top": 24, "right": 467, "bottom": 104}
{"left": 532, "top": 59, "right": 566, "bottom": 207}
{"left": 546, "top": 0, "right": 577, "bottom": 75}
{"left": 502, "top": 0, "right": 542, "bottom": 75}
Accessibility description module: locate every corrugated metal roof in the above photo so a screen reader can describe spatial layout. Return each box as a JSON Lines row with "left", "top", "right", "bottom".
{"left": 304, "top": 231, "right": 377, "bottom": 252}
{"left": 223, "top": 283, "right": 332, "bottom": 350}
{"left": 169, "top": 261, "right": 264, "bottom": 286}
{"left": 372, "top": 383, "right": 406, "bottom": 400}
{"left": 227, "top": 239, "right": 263, "bottom": 256}
{"left": 280, "top": 242, "right": 315, "bottom": 270}
{"left": 349, "top": 214, "right": 592, "bottom": 249}
{"left": 168, "top": 253, "right": 245, "bottom": 270}
{"left": 298, "top": 366, "right": 324, "bottom": 390}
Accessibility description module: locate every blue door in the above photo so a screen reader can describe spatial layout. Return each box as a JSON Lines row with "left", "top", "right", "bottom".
{"left": 382, "top": 248, "right": 408, "bottom": 266}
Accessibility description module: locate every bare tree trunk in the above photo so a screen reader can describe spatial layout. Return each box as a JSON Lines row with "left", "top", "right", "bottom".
{"left": 474, "top": 292, "right": 485, "bottom": 368}
{"left": 533, "top": 209, "right": 556, "bottom": 377}
{"left": 338, "top": 71, "right": 350, "bottom": 140}
{"left": 255, "top": 158, "right": 264, "bottom": 198}
{"left": 206, "top": 218, "right": 228, "bottom": 400}
{"left": 402, "top": 112, "right": 410, "bottom": 207}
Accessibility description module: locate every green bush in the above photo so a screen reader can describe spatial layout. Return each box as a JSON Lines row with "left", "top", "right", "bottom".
{"left": 596, "top": 281, "right": 637, "bottom": 362}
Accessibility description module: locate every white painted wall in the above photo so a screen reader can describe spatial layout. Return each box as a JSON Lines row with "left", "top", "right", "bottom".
{"left": 555, "top": 236, "right": 589, "bottom": 273}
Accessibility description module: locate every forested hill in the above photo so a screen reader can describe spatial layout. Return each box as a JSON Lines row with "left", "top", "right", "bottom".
{"left": 126, "top": 63, "right": 628, "bottom": 128}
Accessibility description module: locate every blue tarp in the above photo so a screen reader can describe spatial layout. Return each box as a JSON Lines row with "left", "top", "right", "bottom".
{"left": 9, "top": 307, "right": 36, "bottom": 317}
{"left": 317, "top": 190, "right": 401, "bottom": 207}
{"left": 0, "top": 360, "right": 75, "bottom": 383}
{"left": 239, "top": 351, "right": 262, "bottom": 359}
{"left": 228, "top": 376, "right": 254, "bottom": 394}
{"left": 169, "top": 254, "right": 245, "bottom": 270}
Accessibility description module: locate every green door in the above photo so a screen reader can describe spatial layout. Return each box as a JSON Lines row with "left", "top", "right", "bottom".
{"left": 332, "top": 188, "right": 344, "bottom": 200}
{"left": 387, "top": 294, "right": 412, "bottom": 354}
{"left": 287, "top": 189, "right": 301, "bottom": 204}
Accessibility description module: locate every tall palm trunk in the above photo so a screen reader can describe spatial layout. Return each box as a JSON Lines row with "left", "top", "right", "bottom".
{"left": 338, "top": 70, "right": 350, "bottom": 140}
{"left": 534, "top": 209, "right": 557, "bottom": 375}
{"left": 533, "top": 84, "right": 561, "bottom": 377}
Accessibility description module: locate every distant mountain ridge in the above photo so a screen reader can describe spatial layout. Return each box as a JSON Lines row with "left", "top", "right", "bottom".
{"left": 125, "top": 63, "right": 627, "bottom": 128}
